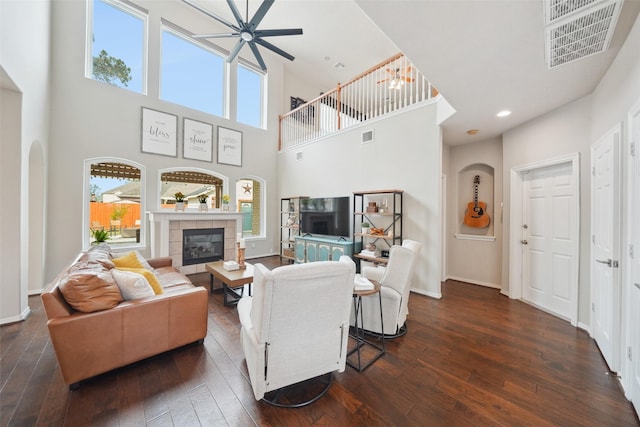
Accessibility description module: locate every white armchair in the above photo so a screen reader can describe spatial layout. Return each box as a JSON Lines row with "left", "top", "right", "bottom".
{"left": 355, "top": 239, "right": 421, "bottom": 337}
{"left": 237, "top": 256, "right": 356, "bottom": 406}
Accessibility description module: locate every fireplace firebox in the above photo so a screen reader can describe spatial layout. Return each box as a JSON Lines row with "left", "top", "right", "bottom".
{"left": 182, "top": 228, "right": 224, "bottom": 266}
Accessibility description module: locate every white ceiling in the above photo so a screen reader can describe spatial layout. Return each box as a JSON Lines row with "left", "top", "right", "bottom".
{"left": 192, "top": 0, "right": 640, "bottom": 145}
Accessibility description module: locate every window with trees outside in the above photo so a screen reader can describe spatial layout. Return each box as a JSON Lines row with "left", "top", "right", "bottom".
{"left": 160, "top": 26, "right": 225, "bottom": 117}
{"left": 236, "top": 62, "right": 265, "bottom": 128}
{"left": 86, "top": 160, "right": 145, "bottom": 249}
{"left": 88, "top": 0, "right": 147, "bottom": 93}
{"left": 159, "top": 169, "right": 225, "bottom": 210}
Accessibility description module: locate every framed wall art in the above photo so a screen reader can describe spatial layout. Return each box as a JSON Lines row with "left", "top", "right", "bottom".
{"left": 217, "top": 126, "right": 242, "bottom": 166}
{"left": 141, "top": 107, "right": 178, "bottom": 157}
{"left": 183, "top": 117, "right": 213, "bottom": 162}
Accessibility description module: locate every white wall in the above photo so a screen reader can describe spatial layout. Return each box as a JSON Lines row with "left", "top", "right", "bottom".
{"left": 277, "top": 103, "right": 443, "bottom": 297}
{"left": 448, "top": 137, "right": 503, "bottom": 288}
{"left": 0, "top": 0, "right": 51, "bottom": 323}
{"left": 45, "top": 0, "right": 285, "bottom": 281}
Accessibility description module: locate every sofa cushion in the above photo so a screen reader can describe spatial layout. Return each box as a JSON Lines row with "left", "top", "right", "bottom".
{"left": 154, "top": 267, "right": 193, "bottom": 290}
{"left": 115, "top": 267, "right": 163, "bottom": 295}
{"left": 58, "top": 270, "right": 124, "bottom": 313}
{"left": 111, "top": 269, "right": 155, "bottom": 300}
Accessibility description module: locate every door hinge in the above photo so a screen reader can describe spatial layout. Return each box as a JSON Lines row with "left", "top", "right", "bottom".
{"left": 631, "top": 141, "right": 636, "bottom": 157}
{"left": 628, "top": 346, "right": 633, "bottom": 362}
{"left": 592, "top": 166, "right": 596, "bottom": 176}
{"left": 592, "top": 234, "right": 596, "bottom": 245}
{"left": 630, "top": 244, "right": 635, "bottom": 259}
{"left": 592, "top": 302, "right": 595, "bottom": 312}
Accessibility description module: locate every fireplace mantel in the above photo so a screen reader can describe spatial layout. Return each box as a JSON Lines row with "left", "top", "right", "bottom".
{"left": 147, "top": 211, "right": 244, "bottom": 273}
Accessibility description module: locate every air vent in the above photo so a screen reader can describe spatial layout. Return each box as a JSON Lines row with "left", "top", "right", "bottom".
{"left": 361, "top": 130, "right": 374, "bottom": 144}
{"left": 545, "top": 0, "right": 601, "bottom": 24}
{"left": 544, "top": 0, "right": 622, "bottom": 68}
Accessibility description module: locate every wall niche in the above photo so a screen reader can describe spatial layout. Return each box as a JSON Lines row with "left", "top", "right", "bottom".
{"left": 456, "top": 163, "right": 495, "bottom": 240}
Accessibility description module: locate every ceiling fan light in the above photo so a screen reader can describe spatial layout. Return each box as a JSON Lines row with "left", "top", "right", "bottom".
{"left": 240, "top": 31, "right": 253, "bottom": 41}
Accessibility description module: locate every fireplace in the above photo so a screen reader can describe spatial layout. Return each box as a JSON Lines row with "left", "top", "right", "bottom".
{"left": 182, "top": 228, "right": 224, "bottom": 266}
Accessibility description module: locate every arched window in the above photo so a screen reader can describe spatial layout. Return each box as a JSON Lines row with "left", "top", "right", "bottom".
{"left": 85, "top": 158, "right": 145, "bottom": 249}
{"left": 158, "top": 168, "right": 227, "bottom": 209}
{"left": 235, "top": 177, "right": 266, "bottom": 238}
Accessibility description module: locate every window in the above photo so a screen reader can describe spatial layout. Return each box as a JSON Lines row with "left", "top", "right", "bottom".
{"left": 88, "top": 0, "right": 146, "bottom": 93}
{"left": 160, "top": 27, "right": 225, "bottom": 117}
{"left": 236, "top": 62, "right": 264, "bottom": 128}
{"left": 85, "top": 159, "right": 145, "bottom": 249}
{"left": 159, "top": 168, "right": 226, "bottom": 210}
{"left": 236, "top": 177, "right": 265, "bottom": 238}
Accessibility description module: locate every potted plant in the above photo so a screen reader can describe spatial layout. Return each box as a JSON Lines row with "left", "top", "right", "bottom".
{"left": 198, "top": 194, "right": 208, "bottom": 212}
{"left": 361, "top": 222, "right": 370, "bottom": 235}
{"left": 174, "top": 192, "right": 185, "bottom": 211}
{"left": 222, "top": 194, "right": 230, "bottom": 211}
{"left": 91, "top": 228, "right": 110, "bottom": 245}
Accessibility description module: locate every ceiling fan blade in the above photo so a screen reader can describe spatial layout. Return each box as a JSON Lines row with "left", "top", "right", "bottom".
{"left": 254, "top": 37, "right": 294, "bottom": 61}
{"left": 248, "top": 0, "right": 274, "bottom": 31}
{"left": 225, "top": 0, "right": 245, "bottom": 27}
{"left": 193, "top": 33, "right": 240, "bottom": 39}
{"left": 248, "top": 42, "right": 267, "bottom": 71}
{"left": 181, "top": 0, "right": 239, "bottom": 32}
{"left": 227, "top": 39, "right": 246, "bottom": 63}
{"left": 254, "top": 28, "right": 303, "bottom": 37}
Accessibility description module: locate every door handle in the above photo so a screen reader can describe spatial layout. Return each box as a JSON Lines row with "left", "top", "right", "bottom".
{"left": 521, "top": 240, "right": 528, "bottom": 245}
{"left": 596, "top": 258, "right": 612, "bottom": 267}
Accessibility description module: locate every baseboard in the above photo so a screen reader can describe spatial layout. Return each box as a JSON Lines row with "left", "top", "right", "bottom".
{"left": 447, "top": 275, "right": 501, "bottom": 289}
{"left": 0, "top": 306, "right": 31, "bottom": 326}
{"left": 410, "top": 287, "right": 442, "bottom": 299}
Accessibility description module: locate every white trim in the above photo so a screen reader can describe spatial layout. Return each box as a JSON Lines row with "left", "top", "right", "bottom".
{"left": 454, "top": 234, "right": 496, "bottom": 242}
{"left": 0, "top": 306, "right": 31, "bottom": 326}
{"left": 509, "top": 152, "right": 580, "bottom": 326}
{"left": 410, "top": 288, "right": 442, "bottom": 299}
{"left": 447, "top": 275, "right": 501, "bottom": 289}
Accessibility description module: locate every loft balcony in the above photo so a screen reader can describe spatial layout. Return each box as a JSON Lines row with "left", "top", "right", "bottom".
{"left": 278, "top": 53, "right": 439, "bottom": 151}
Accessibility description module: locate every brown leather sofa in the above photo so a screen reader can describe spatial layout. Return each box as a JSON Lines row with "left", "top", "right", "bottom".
{"left": 41, "top": 246, "right": 208, "bottom": 388}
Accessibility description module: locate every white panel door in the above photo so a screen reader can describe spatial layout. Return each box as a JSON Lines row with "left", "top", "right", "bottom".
{"left": 591, "top": 125, "right": 621, "bottom": 372}
{"left": 629, "top": 106, "right": 640, "bottom": 414}
{"left": 522, "top": 162, "right": 576, "bottom": 320}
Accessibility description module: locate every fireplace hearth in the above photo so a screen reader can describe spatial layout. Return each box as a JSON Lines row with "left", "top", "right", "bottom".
{"left": 182, "top": 228, "right": 224, "bottom": 266}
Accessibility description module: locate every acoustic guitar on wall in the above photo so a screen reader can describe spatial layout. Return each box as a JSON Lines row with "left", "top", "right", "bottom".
{"left": 463, "top": 175, "right": 490, "bottom": 228}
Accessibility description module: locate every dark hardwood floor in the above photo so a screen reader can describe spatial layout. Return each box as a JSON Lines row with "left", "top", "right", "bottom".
{"left": 2, "top": 256, "right": 639, "bottom": 426}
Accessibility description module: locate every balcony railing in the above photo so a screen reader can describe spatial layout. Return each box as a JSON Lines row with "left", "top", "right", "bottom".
{"left": 279, "top": 53, "right": 437, "bottom": 151}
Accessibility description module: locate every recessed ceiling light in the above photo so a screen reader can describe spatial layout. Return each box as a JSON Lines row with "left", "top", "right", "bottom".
{"left": 467, "top": 129, "right": 479, "bottom": 135}
{"left": 333, "top": 62, "right": 345, "bottom": 70}
{"left": 324, "top": 56, "right": 331, "bottom": 61}
{"left": 497, "top": 110, "right": 512, "bottom": 117}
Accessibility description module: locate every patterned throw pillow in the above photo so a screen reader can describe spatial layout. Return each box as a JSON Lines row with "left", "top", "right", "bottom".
{"left": 115, "top": 267, "right": 163, "bottom": 295}
{"left": 111, "top": 269, "right": 155, "bottom": 300}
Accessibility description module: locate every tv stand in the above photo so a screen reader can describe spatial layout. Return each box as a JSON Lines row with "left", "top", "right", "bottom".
{"left": 294, "top": 235, "right": 359, "bottom": 263}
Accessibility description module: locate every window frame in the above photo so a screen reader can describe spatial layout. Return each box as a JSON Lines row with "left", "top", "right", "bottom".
{"left": 83, "top": 157, "right": 146, "bottom": 251}
{"left": 236, "top": 175, "right": 267, "bottom": 240}
{"left": 86, "top": 0, "right": 149, "bottom": 94}
{"left": 157, "top": 167, "right": 229, "bottom": 211}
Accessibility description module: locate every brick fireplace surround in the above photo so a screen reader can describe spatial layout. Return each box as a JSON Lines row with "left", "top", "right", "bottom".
{"left": 147, "top": 211, "right": 244, "bottom": 275}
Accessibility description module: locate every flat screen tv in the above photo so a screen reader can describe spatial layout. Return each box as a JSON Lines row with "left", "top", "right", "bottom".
{"left": 300, "top": 197, "right": 350, "bottom": 237}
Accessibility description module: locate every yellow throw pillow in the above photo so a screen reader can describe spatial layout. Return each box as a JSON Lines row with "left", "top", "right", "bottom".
{"left": 116, "top": 267, "right": 163, "bottom": 295}
{"left": 112, "top": 251, "right": 145, "bottom": 269}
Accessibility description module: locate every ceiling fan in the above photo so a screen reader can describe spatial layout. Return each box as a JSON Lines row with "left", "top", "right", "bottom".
{"left": 182, "top": 0, "right": 303, "bottom": 71}
{"left": 377, "top": 66, "right": 415, "bottom": 90}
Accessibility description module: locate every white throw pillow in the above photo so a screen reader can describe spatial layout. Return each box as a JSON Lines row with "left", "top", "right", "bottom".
{"left": 111, "top": 269, "right": 155, "bottom": 300}
{"left": 134, "top": 251, "right": 154, "bottom": 271}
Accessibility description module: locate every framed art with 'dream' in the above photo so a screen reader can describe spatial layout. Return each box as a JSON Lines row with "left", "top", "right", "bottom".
{"left": 217, "top": 126, "right": 242, "bottom": 166}
{"left": 183, "top": 118, "right": 213, "bottom": 162}
{"left": 141, "top": 107, "right": 178, "bottom": 157}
